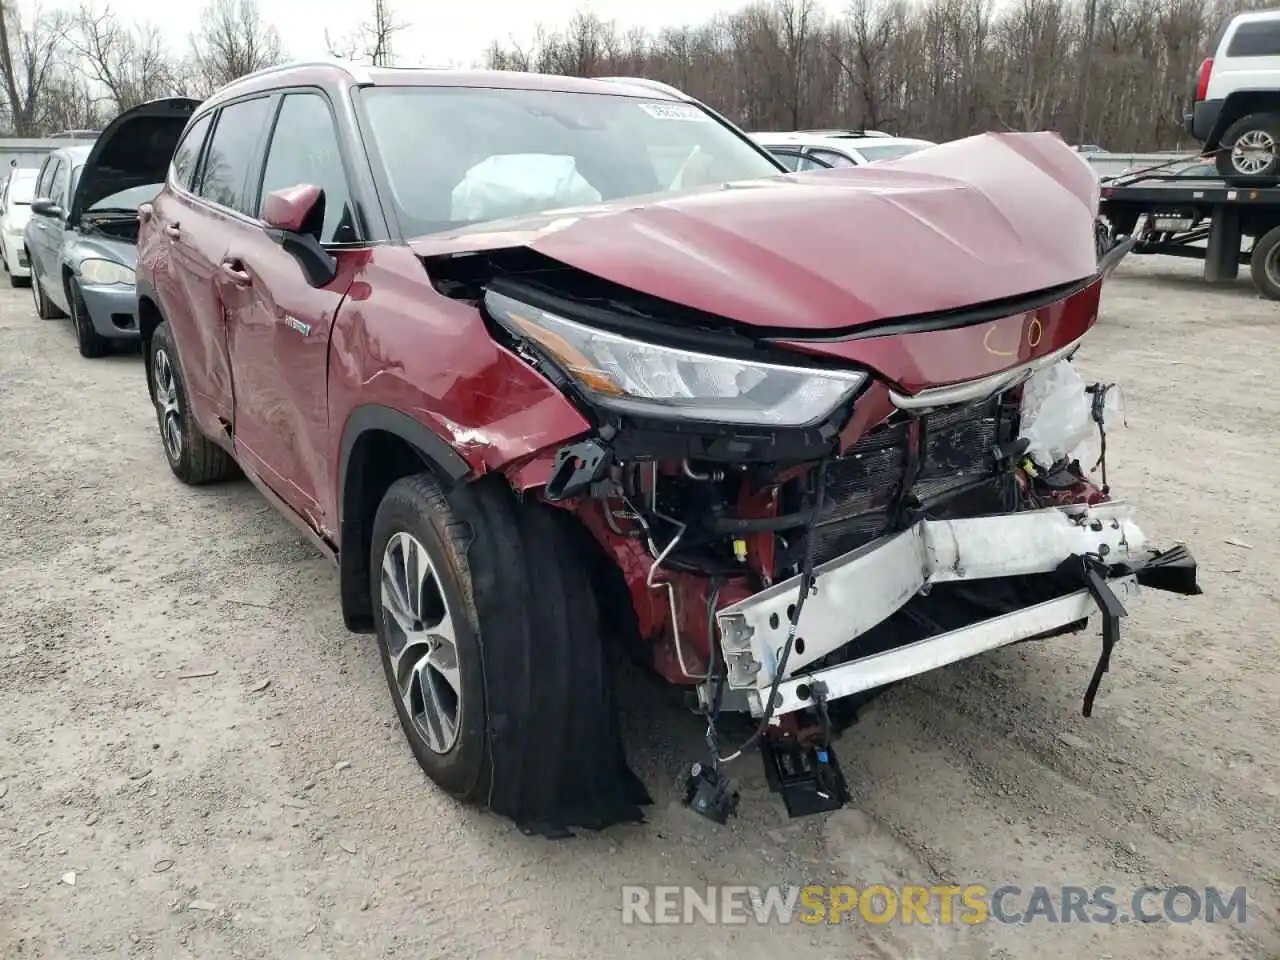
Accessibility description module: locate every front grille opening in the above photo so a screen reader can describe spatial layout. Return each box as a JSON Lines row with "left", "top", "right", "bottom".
{"left": 784, "top": 394, "right": 1020, "bottom": 569}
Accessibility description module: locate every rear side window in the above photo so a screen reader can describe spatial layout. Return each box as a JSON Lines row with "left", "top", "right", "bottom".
{"left": 809, "top": 149, "right": 857, "bottom": 168}
{"left": 766, "top": 149, "right": 803, "bottom": 171}
{"left": 257, "top": 93, "right": 358, "bottom": 243}
{"left": 172, "top": 113, "right": 213, "bottom": 191}
{"left": 1226, "top": 20, "right": 1280, "bottom": 57}
{"left": 49, "top": 159, "right": 69, "bottom": 206}
{"left": 199, "top": 96, "right": 274, "bottom": 215}
{"left": 35, "top": 156, "right": 55, "bottom": 198}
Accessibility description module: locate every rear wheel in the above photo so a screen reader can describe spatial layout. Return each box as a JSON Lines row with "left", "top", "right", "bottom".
{"left": 149, "top": 322, "right": 238, "bottom": 484}
{"left": 31, "top": 266, "right": 64, "bottom": 319}
{"left": 68, "top": 278, "right": 109, "bottom": 358}
{"left": 1251, "top": 225, "right": 1280, "bottom": 301}
{"left": 1216, "top": 113, "right": 1280, "bottom": 181}
{"left": 370, "top": 473, "right": 650, "bottom": 836}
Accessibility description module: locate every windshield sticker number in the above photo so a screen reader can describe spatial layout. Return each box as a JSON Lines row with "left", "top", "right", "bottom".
{"left": 638, "top": 102, "right": 711, "bottom": 122}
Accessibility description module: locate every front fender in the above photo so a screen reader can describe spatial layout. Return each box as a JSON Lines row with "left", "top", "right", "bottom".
{"left": 325, "top": 247, "right": 592, "bottom": 520}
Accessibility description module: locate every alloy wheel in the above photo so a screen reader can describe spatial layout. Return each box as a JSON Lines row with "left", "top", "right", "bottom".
{"left": 1232, "top": 129, "right": 1277, "bottom": 176}
{"left": 380, "top": 531, "right": 462, "bottom": 754}
{"left": 152, "top": 347, "right": 183, "bottom": 462}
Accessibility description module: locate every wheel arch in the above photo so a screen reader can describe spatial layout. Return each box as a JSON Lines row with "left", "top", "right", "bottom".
{"left": 136, "top": 277, "right": 165, "bottom": 401}
{"left": 337, "top": 405, "right": 471, "bottom": 633}
{"left": 1208, "top": 92, "right": 1280, "bottom": 148}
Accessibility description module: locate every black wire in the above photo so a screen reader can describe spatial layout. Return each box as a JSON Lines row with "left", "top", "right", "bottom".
{"left": 719, "top": 457, "right": 829, "bottom": 762}
{"left": 702, "top": 578, "right": 725, "bottom": 766}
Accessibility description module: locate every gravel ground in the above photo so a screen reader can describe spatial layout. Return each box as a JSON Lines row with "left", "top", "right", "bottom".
{"left": 1, "top": 256, "right": 1277, "bottom": 960}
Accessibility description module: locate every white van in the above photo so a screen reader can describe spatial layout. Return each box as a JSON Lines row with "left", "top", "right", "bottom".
{"left": 1186, "top": 8, "right": 1280, "bottom": 180}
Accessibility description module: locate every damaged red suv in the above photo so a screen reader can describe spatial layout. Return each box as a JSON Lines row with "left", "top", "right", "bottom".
{"left": 136, "top": 62, "right": 1199, "bottom": 834}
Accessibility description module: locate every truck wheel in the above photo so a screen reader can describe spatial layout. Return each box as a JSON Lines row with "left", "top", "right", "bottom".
{"left": 370, "top": 473, "right": 650, "bottom": 835}
{"left": 1216, "top": 113, "right": 1280, "bottom": 181}
{"left": 149, "top": 322, "right": 238, "bottom": 484}
{"left": 1251, "top": 225, "right": 1280, "bottom": 301}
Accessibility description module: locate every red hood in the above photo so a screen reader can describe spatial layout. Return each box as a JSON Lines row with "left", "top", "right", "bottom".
{"left": 409, "top": 131, "right": 1102, "bottom": 332}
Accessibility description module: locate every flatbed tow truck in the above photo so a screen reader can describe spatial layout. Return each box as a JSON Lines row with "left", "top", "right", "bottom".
{"left": 1097, "top": 154, "right": 1280, "bottom": 300}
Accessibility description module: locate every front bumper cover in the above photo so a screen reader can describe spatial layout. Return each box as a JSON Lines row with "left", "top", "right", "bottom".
{"left": 714, "top": 502, "right": 1195, "bottom": 717}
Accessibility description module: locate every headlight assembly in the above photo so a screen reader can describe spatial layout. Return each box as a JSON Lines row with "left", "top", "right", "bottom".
{"left": 78, "top": 258, "right": 134, "bottom": 285}
{"left": 485, "top": 289, "right": 866, "bottom": 428}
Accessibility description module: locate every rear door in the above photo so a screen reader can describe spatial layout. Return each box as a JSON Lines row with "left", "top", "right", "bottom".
{"left": 157, "top": 97, "right": 276, "bottom": 440}
{"left": 28, "top": 156, "right": 62, "bottom": 283}
{"left": 221, "top": 89, "right": 359, "bottom": 532}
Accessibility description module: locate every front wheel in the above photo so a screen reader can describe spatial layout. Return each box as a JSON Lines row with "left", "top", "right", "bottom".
{"left": 1251, "top": 225, "right": 1280, "bottom": 301}
{"left": 370, "top": 473, "right": 650, "bottom": 835}
{"left": 1216, "top": 113, "right": 1280, "bottom": 181}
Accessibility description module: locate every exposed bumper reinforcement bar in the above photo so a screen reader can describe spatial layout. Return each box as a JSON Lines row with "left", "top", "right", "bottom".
{"left": 713, "top": 502, "right": 1186, "bottom": 717}
{"left": 770, "top": 576, "right": 1137, "bottom": 716}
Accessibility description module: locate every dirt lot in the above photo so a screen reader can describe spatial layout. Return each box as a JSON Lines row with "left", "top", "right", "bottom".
{"left": 1, "top": 256, "right": 1277, "bottom": 960}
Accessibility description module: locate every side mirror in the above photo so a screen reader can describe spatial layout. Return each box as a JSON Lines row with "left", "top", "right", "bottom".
{"left": 31, "top": 198, "right": 63, "bottom": 218}
{"left": 262, "top": 184, "right": 336, "bottom": 288}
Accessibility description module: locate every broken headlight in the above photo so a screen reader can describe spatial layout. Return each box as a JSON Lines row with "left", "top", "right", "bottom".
{"left": 485, "top": 290, "right": 866, "bottom": 428}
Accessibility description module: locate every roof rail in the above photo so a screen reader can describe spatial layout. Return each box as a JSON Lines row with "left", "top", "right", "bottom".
{"left": 796, "top": 128, "right": 894, "bottom": 138}
{"left": 231, "top": 58, "right": 372, "bottom": 86}
{"left": 596, "top": 76, "right": 691, "bottom": 100}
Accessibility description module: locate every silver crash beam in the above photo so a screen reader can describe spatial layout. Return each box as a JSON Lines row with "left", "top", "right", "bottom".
{"left": 714, "top": 502, "right": 1149, "bottom": 717}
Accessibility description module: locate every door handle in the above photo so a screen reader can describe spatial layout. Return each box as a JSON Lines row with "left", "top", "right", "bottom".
{"left": 219, "top": 258, "right": 251, "bottom": 287}
{"left": 163, "top": 223, "right": 181, "bottom": 240}
{"left": 35, "top": 221, "right": 47, "bottom": 230}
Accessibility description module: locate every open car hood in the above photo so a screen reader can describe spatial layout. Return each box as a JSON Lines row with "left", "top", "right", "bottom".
{"left": 69, "top": 97, "right": 201, "bottom": 223}
{"left": 411, "top": 132, "right": 1102, "bottom": 332}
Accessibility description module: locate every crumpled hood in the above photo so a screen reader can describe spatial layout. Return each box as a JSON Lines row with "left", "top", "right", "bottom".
{"left": 410, "top": 131, "right": 1102, "bottom": 332}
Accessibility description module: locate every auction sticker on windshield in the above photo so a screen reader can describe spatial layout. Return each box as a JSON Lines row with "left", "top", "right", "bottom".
{"left": 638, "top": 102, "right": 711, "bottom": 121}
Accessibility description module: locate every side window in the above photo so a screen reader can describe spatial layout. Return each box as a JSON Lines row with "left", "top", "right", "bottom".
{"left": 797, "top": 154, "right": 835, "bottom": 171}
{"left": 49, "top": 159, "right": 69, "bottom": 208}
{"left": 258, "top": 93, "right": 358, "bottom": 243}
{"left": 767, "top": 149, "right": 803, "bottom": 172}
{"left": 34, "top": 156, "right": 55, "bottom": 198}
{"left": 808, "top": 149, "right": 856, "bottom": 168}
{"left": 1226, "top": 21, "right": 1280, "bottom": 57}
{"left": 199, "top": 96, "right": 275, "bottom": 215}
{"left": 172, "top": 113, "right": 213, "bottom": 191}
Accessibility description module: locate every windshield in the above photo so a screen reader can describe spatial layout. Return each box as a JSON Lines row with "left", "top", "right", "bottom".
{"left": 361, "top": 86, "right": 782, "bottom": 237}
{"left": 857, "top": 143, "right": 931, "bottom": 162}
{"left": 8, "top": 176, "right": 36, "bottom": 204}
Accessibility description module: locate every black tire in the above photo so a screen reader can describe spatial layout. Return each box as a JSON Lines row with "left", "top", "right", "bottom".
{"left": 67, "top": 277, "right": 110, "bottom": 358}
{"left": 31, "top": 266, "right": 64, "bottom": 319}
{"left": 370, "top": 473, "right": 650, "bottom": 836}
{"left": 1250, "top": 225, "right": 1280, "bottom": 301}
{"left": 148, "top": 322, "right": 238, "bottom": 484}
{"left": 9, "top": 270, "right": 29, "bottom": 288}
{"left": 1215, "top": 113, "right": 1280, "bottom": 181}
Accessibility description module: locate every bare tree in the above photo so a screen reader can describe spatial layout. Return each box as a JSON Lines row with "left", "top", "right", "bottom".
{"left": 0, "top": 1, "right": 70, "bottom": 135}
{"left": 70, "top": 2, "right": 176, "bottom": 112}
{"left": 326, "top": 0, "right": 407, "bottom": 67}
{"left": 484, "top": 0, "right": 1267, "bottom": 151}
{"left": 186, "top": 0, "right": 283, "bottom": 97}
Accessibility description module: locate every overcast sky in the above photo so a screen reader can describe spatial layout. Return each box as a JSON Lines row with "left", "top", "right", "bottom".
{"left": 25, "top": 0, "right": 849, "bottom": 68}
